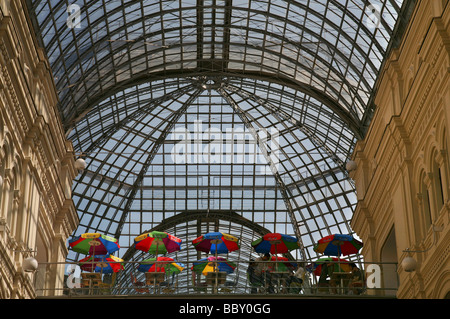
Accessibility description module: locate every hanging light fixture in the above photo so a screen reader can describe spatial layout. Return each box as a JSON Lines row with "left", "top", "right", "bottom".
{"left": 402, "top": 224, "right": 443, "bottom": 272}
{"left": 345, "top": 160, "right": 357, "bottom": 172}
{"left": 74, "top": 158, "right": 87, "bottom": 171}
{"left": 23, "top": 257, "right": 39, "bottom": 273}
{"left": 401, "top": 256, "right": 417, "bottom": 272}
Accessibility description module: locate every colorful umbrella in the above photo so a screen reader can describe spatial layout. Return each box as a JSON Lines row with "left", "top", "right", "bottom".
{"left": 306, "top": 257, "right": 352, "bottom": 276}
{"left": 192, "top": 232, "right": 240, "bottom": 254}
{"left": 134, "top": 231, "right": 182, "bottom": 255}
{"left": 69, "top": 233, "right": 120, "bottom": 255}
{"left": 192, "top": 256, "right": 236, "bottom": 276}
{"left": 313, "top": 234, "right": 363, "bottom": 257}
{"left": 268, "top": 256, "right": 297, "bottom": 272}
{"left": 251, "top": 233, "right": 300, "bottom": 254}
{"left": 137, "top": 256, "right": 185, "bottom": 274}
{"left": 78, "top": 254, "right": 124, "bottom": 273}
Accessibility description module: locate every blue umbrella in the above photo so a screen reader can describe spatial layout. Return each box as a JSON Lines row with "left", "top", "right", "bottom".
{"left": 314, "top": 234, "right": 363, "bottom": 256}
{"left": 192, "top": 256, "right": 236, "bottom": 275}
{"left": 192, "top": 232, "right": 240, "bottom": 254}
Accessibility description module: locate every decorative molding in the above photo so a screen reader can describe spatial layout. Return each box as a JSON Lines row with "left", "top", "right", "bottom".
{"left": 0, "top": 0, "right": 79, "bottom": 298}
{"left": 352, "top": 0, "right": 450, "bottom": 299}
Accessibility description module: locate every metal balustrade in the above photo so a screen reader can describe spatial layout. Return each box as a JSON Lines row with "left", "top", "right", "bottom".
{"left": 35, "top": 259, "right": 399, "bottom": 298}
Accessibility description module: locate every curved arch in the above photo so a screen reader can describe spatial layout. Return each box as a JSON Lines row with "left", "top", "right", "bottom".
{"left": 432, "top": 269, "right": 450, "bottom": 299}
{"left": 420, "top": 134, "right": 445, "bottom": 222}
{"left": 27, "top": 0, "right": 412, "bottom": 139}
{"left": 1, "top": 133, "right": 14, "bottom": 170}
{"left": 120, "top": 210, "right": 274, "bottom": 261}
{"left": 114, "top": 210, "right": 300, "bottom": 295}
{"left": 0, "top": 114, "right": 4, "bottom": 142}
{"left": 416, "top": 168, "right": 432, "bottom": 240}
{"left": 63, "top": 71, "right": 364, "bottom": 139}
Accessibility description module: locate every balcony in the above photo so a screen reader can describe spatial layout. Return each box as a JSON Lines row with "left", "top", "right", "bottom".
{"left": 34, "top": 259, "right": 399, "bottom": 299}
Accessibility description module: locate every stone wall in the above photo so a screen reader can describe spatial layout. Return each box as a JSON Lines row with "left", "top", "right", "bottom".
{"left": 350, "top": 0, "right": 450, "bottom": 299}
{"left": 0, "top": 0, "right": 79, "bottom": 298}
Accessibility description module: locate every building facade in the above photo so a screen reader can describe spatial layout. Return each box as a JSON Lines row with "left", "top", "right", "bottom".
{"left": 350, "top": 0, "right": 450, "bottom": 299}
{"left": 0, "top": 0, "right": 79, "bottom": 298}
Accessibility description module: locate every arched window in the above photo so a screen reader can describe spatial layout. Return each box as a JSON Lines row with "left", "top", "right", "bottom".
{"left": 420, "top": 171, "right": 433, "bottom": 232}
{"left": 0, "top": 142, "right": 12, "bottom": 228}
{"left": 0, "top": 154, "right": 4, "bottom": 217}
{"left": 432, "top": 153, "right": 445, "bottom": 213}
{"left": 430, "top": 139, "right": 449, "bottom": 219}
{"left": 442, "top": 132, "right": 449, "bottom": 204}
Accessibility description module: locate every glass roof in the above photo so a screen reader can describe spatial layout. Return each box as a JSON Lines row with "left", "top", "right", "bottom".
{"left": 25, "top": 0, "right": 412, "bottom": 294}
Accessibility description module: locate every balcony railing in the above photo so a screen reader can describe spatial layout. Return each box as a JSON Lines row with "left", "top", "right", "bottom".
{"left": 34, "top": 259, "right": 399, "bottom": 298}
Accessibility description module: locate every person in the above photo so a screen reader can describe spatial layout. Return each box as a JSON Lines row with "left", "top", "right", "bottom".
{"left": 247, "top": 259, "right": 261, "bottom": 294}
{"left": 255, "top": 253, "right": 270, "bottom": 270}
{"left": 287, "top": 265, "right": 304, "bottom": 294}
{"left": 327, "top": 263, "right": 339, "bottom": 294}
{"left": 347, "top": 263, "right": 364, "bottom": 295}
{"left": 318, "top": 263, "right": 329, "bottom": 292}
{"left": 318, "top": 262, "right": 336, "bottom": 293}
{"left": 254, "top": 253, "right": 274, "bottom": 293}
{"left": 293, "top": 265, "right": 305, "bottom": 279}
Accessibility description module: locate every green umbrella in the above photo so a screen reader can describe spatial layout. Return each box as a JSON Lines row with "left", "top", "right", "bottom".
{"left": 306, "top": 257, "right": 352, "bottom": 276}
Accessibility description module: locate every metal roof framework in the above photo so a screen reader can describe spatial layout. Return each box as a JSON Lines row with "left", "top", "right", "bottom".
{"left": 25, "top": 0, "right": 413, "bottom": 294}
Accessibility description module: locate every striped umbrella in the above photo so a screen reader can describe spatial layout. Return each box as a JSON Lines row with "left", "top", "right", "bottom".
{"left": 134, "top": 231, "right": 182, "bottom": 255}
{"left": 78, "top": 254, "right": 124, "bottom": 273}
{"left": 306, "top": 257, "right": 352, "bottom": 276}
{"left": 69, "top": 233, "right": 120, "bottom": 255}
{"left": 137, "top": 256, "right": 185, "bottom": 275}
{"left": 192, "top": 256, "right": 236, "bottom": 276}
{"left": 192, "top": 232, "right": 240, "bottom": 255}
{"left": 251, "top": 233, "right": 300, "bottom": 254}
{"left": 313, "top": 234, "right": 363, "bottom": 257}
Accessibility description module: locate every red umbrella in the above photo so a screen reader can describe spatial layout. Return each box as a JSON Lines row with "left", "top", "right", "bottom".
{"left": 137, "top": 256, "right": 185, "bottom": 274}
{"left": 306, "top": 257, "right": 352, "bottom": 276}
{"left": 69, "top": 233, "right": 120, "bottom": 255}
{"left": 134, "top": 231, "right": 182, "bottom": 255}
{"left": 251, "top": 233, "right": 300, "bottom": 254}
{"left": 313, "top": 234, "right": 363, "bottom": 257}
{"left": 78, "top": 254, "right": 124, "bottom": 273}
{"left": 192, "top": 232, "right": 240, "bottom": 254}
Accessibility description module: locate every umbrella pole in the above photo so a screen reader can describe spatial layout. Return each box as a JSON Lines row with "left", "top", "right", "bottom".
{"left": 211, "top": 239, "right": 222, "bottom": 293}
{"left": 214, "top": 240, "right": 219, "bottom": 293}
{"left": 154, "top": 242, "right": 159, "bottom": 294}
{"left": 337, "top": 245, "right": 344, "bottom": 294}
{"left": 214, "top": 251, "right": 219, "bottom": 293}
{"left": 89, "top": 239, "right": 100, "bottom": 295}
{"left": 274, "top": 244, "right": 281, "bottom": 292}
{"left": 275, "top": 244, "right": 278, "bottom": 272}
{"left": 92, "top": 240, "right": 96, "bottom": 275}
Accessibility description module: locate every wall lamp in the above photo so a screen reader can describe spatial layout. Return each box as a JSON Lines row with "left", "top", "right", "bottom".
{"left": 74, "top": 158, "right": 87, "bottom": 171}
{"left": 15, "top": 249, "right": 38, "bottom": 273}
{"left": 402, "top": 224, "right": 444, "bottom": 272}
{"left": 23, "top": 257, "right": 39, "bottom": 273}
{"left": 346, "top": 160, "right": 357, "bottom": 172}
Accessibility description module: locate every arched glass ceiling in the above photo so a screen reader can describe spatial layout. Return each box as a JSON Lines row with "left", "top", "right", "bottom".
{"left": 25, "top": 0, "right": 413, "bottom": 293}
{"left": 66, "top": 79, "right": 358, "bottom": 292}
{"left": 28, "top": 0, "right": 410, "bottom": 138}
{"left": 69, "top": 77, "right": 357, "bottom": 244}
